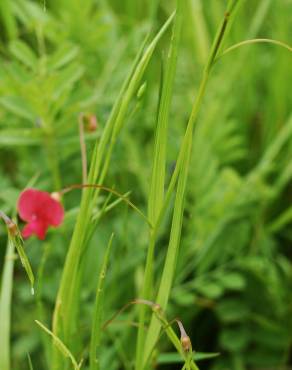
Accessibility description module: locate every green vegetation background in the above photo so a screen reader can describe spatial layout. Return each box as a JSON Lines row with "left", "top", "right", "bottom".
{"left": 0, "top": 0, "right": 291, "bottom": 369}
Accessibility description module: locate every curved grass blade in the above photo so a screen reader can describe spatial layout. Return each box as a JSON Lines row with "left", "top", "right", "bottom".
{"left": 35, "top": 320, "right": 81, "bottom": 370}
{"left": 218, "top": 38, "right": 292, "bottom": 61}
{"left": 59, "top": 184, "right": 152, "bottom": 228}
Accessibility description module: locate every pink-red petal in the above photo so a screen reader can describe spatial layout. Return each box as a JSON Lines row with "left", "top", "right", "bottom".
{"left": 22, "top": 220, "right": 49, "bottom": 240}
{"left": 43, "top": 195, "right": 64, "bottom": 226}
{"left": 18, "top": 188, "right": 64, "bottom": 226}
{"left": 18, "top": 189, "right": 43, "bottom": 222}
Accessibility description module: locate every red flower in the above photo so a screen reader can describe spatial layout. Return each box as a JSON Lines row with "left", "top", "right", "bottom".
{"left": 17, "top": 188, "right": 64, "bottom": 240}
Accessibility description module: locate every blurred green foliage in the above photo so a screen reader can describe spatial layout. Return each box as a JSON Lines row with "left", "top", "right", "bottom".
{"left": 0, "top": 0, "right": 291, "bottom": 370}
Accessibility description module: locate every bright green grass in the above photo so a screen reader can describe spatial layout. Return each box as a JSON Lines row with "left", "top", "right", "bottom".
{"left": 0, "top": 1, "right": 291, "bottom": 370}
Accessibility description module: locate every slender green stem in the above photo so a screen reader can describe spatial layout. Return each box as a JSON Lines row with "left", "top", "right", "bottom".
{"left": 0, "top": 0, "right": 17, "bottom": 40}
{"left": 89, "top": 235, "right": 113, "bottom": 370}
{"left": 0, "top": 240, "right": 15, "bottom": 370}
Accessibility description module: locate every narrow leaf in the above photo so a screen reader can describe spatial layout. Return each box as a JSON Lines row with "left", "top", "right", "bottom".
{"left": 0, "top": 240, "right": 15, "bottom": 370}
{"left": 90, "top": 234, "right": 114, "bottom": 370}
{"left": 9, "top": 232, "right": 34, "bottom": 292}
{"left": 35, "top": 320, "right": 80, "bottom": 370}
{"left": 9, "top": 40, "right": 37, "bottom": 69}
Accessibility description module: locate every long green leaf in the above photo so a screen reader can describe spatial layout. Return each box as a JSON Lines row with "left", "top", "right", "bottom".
{"left": 0, "top": 0, "right": 17, "bottom": 40}
{"left": 0, "top": 212, "right": 34, "bottom": 291}
{"left": 27, "top": 354, "right": 34, "bottom": 370}
{"left": 89, "top": 234, "right": 113, "bottom": 370}
{"left": 148, "top": 3, "right": 182, "bottom": 223}
{"left": 9, "top": 233, "right": 34, "bottom": 292}
{"left": 52, "top": 14, "right": 174, "bottom": 370}
{"left": 0, "top": 240, "right": 15, "bottom": 370}
{"left": 141, "top": 0, "right": 244, "bottom": 367}
{"left": 35, "top": 320, "right": 80, "bottom": 370}
{"left": 135, "top": 3, "right": 183, "bottom": 368}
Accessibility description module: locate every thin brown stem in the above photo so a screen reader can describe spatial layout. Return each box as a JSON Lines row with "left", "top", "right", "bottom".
{"left": 57, "top": 184, "right": 153, "bottom": 228}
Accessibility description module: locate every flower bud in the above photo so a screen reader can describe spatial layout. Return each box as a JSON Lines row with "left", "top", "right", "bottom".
{"left": 181, "top": 335, "right": 192, "bottom": 353}
{"left": 152, "top": 303, "right": 162, "bottom": 313}
{"left": 51, "top": 192, "right": 62, "bottom": 202}
{"left": 176, "top": 319, "right": 192, "bottom": 353}
{"left": 82, "top": 113, "right": 98, "bottom": 132}
{"left": 0, "top": 211, "right": 19, "bottom": 237}
{"left": 8, "top": 220, "right": 19, "bottom": 237}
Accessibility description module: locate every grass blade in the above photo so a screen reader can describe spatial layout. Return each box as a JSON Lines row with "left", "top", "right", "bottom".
{"left": 0, "top": 0, "right": 17, "bottom": 40}
{"left": 0, "top": 240, "right": 15, "bottom": 370}
{"left": 27, "top": 354, "right": 34, "bottom": 370}
{"left": 142, "top": 134, "right": 193, "bottom": 366}
{"left": 0, "top": 213, "right": 34, "bottom": 291}
{"left": 157, "top": 352, "right": 220, "bottom": 364}
{"left": 35, "top": 320, "right": 81, "bottom": 370}
{"left": 89, "top": 234, "right": 114, "bottom": 370}
{"left": 9, "top": 233, "right": 34, "bottom": 293}
{"left": 141, "top": 1, "right": 244, "bottom": 367}
{"left": 148, "top": 3, "right": 182, "bottom": 224}
{"left": 52, "top": 14, "right": 174, "bottom": 370}
{"left": 218, "top": 38, "right": 292, "bottom": 60}
{"left": 135, "top": 2, "right": 183, "bottom": 367}
{"left": 96, "top": 12, "right": 176, "bottom": 187}
{"left": 187, "top": 0, "right": 210, "bottom": 65}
